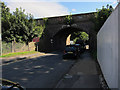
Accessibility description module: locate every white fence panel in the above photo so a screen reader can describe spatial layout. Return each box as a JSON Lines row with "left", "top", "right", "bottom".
{"left": 97, "top": 4, "right": 119, "bottom": 89}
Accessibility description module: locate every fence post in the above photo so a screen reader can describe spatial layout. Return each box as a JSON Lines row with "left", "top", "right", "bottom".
{"left": 12, "top": 41, "right": 14, "bottom": 53}
{"left": 13, "top": 38, "right": 16, "bottom": 52}
{"left": 28, "top": 42, "right": 30, "bottom": 51}
{"left": 37, "top": 42, "right": 38, "bottom": 52}
{"left": 12, "top": 39, "right": 15, "bottom": 53}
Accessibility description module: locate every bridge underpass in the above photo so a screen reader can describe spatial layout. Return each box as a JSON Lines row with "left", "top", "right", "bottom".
{"left": 53, "top": 27, "right": 89, "bottom": 51}
{"left": 36, "top": 12, "right": 96, "bottom": 52}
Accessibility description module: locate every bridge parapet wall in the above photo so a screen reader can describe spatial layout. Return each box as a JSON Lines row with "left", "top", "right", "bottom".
{"left": 36, "top": 12, "right": 94, "bottom": 25}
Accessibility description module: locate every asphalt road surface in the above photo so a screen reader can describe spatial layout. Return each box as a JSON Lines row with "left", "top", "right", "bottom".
{"left": 2, "top": 52, "right": 75, "bottom": 88}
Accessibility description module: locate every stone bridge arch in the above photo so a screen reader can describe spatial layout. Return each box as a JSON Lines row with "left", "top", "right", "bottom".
{"left": 53, "top": 26, "right": 89, "bottom": 51}
{"left": 37, "top": 12, "right": 96, "bottom": 52}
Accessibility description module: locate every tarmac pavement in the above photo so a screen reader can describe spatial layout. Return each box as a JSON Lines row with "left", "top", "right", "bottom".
{"left": 2, "top": 52, "right": 75, "bottom": 88}
{"left": 1, "top": 51, "right": 102, "bottom": 89}
{"left": 56, "top": 51, "right": 102, "bottom": 89}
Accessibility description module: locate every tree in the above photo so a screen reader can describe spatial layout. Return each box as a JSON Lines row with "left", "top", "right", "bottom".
{"left": 1, "top": 2, "right": 13, "bottom": 42}
{"left": 21, "top": 13, "right": 45, "bottom": 45}
{"left": 1, "top": 2, "right": 44, "bottom": 46}
{"left": 12, "top": 9, "right": 45, "bottom": 50}
{"left": 89, "top": 4, "right": 113, "bottom": 54}
{"left": 79, "top": 32, "right": 89, "bottom": 41}
{"left": 94, "top": 4, "right": 113, "bottom": 33}
{"left": 43, "top": 17, "right": 48, "bottom": 25}
{"left": 10, "top": 8, "right": 27, "bottom": 42}
{"left": 73, "top": 32, "right": 89, "bottom": 44}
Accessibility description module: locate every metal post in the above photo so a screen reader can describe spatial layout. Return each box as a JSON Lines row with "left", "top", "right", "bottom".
{"left": 50, "top": 38, "right": 53, "bottom": 51}
{"left": 37, "top": 42, "right": 38, "bottom": 52}
{"left": 12, "top": 41, "right": 13, "bottom": 52}
{"left": 0, "top": 4, "right": 2, "bottom": 56}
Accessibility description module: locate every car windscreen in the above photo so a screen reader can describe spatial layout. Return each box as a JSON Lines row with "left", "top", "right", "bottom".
{"left": 65, "top": 47, "right": 76, "bottom": 52}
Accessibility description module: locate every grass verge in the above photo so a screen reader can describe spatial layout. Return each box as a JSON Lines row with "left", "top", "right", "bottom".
{"left": 0, "top": 51, "right": 38, "bottom": 58}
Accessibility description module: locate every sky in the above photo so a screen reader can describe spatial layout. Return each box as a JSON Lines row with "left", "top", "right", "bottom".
{"left": 1, "top": 0, "right": 118, "bottom": 19}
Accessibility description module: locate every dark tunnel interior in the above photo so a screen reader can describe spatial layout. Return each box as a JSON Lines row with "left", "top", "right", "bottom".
{"left": 53, "top": 27, "right": 89, "bottom": 51}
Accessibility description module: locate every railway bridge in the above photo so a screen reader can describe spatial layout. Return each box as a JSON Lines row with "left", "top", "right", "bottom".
{"left": 36, "top": 12, "right": 96, "bottom": 52}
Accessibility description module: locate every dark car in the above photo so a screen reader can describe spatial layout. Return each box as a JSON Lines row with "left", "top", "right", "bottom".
{"left": 74, "top": 44, "right": 81, "bottom": 53}
{"left": 63, "top": 45, "right": 78, "bottom": 59}
{"left": 75, "top": 43, "right": 86, "bottom": 53}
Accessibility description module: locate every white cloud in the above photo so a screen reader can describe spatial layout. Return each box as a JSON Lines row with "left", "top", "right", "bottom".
{"left": 72, "top": 9, "right": 76, "bottom": 12}
{"left": 112, "top": 1, "right": 117, "bottom": 5}
{"left": 2, "top": 0, "right": 69, "bottom": 18}
{"left": 111, "top": 0, "right": 118, "bottom": 9}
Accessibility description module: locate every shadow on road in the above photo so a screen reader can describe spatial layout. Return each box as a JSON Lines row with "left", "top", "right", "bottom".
{"left": 2, "top": 52, "right": 75, "bottom": 88}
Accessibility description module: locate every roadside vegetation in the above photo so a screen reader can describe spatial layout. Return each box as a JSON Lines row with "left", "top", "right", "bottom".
{"left": 64, "top": 13, "right": 73, "bottom": 25}
{"left": 72, "top": 32, "right": 89, "bottom": 44}
{"left": 1, "top": 2, "right": 48, "bottom": 56}
{"left": 0, "top": 51, "right": 38, "bottom": 58}
{"left": 93, "top": 4, "right": 113, "bottom": 33}
{"left": 91, "top": 4, "right": 113, "bottom": 59}
{"left": 1, "top": 2, "right": 45, "bottom": 51}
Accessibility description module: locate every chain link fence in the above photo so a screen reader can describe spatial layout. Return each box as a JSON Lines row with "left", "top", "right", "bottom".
{"left": 1, "top": 42, "right": 35, "bottom": 55}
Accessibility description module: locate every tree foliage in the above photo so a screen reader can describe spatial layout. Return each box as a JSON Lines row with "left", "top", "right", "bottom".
{"left": 79, "top": 32, "right": 89, "bottom": 41}
{"left": 64, "top": 13, "right": 73, "bottom": 25}
{"left": 1, "top": 2, "right": 44, "bottom": 44}
{"left": 1, "top": 2, "right": 12, "bottom": 42}
{"left": 93, "top": 4, "right": 113, "bottom": 33}
{"left": 43, "top": 17, "right": 48, "bottom": 25}
{"left": 73, "top": 32, "right": 89, "bottom": 44}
